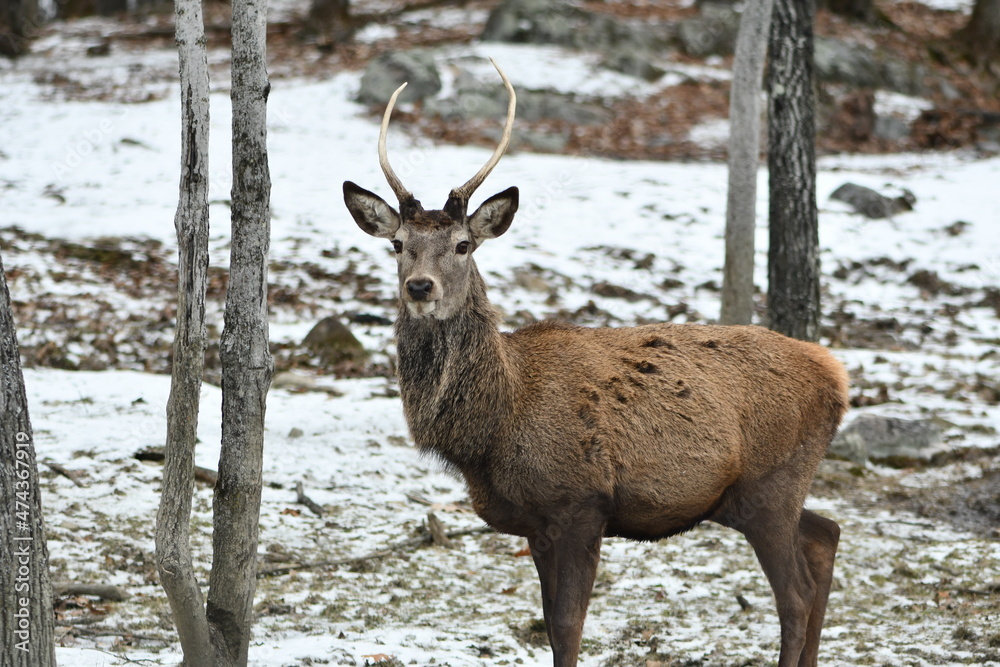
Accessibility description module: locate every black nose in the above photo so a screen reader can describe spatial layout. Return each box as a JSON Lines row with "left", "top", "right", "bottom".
{"left": 406, "top": 279, "right": 434, "bottom": 301}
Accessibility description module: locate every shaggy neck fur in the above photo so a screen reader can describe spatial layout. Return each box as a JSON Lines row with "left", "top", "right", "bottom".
{"left": 394, "top": 262, "right": 516, "bottom": 471}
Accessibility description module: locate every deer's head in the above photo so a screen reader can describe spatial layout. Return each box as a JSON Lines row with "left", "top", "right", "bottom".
{"left": 344, "top": 59, "right": 519, "bottom": 320}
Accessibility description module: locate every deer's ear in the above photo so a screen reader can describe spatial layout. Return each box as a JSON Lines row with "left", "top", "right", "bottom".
{"left": 344, "top": 181, "right": 401, "bottom": 238}
{"left": 468, "top": 187, "right": 518, "bottom": 243}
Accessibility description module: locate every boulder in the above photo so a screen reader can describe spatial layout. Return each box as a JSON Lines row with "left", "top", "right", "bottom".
{"left": 873, "top": 115, "right": 910, "bottom": 142}
{"left": 601, "top": 44, "right": 665, "bottom": 81}
{"left": 677, "top": 4, "right": 739, "bottom": 58}
{"left": 829, "top": 415, "right": 944, "bottom": 464}
{"left": 814, "top": 37, "right": 925, "bottom": 96}
{"left": 358, "top": 51, "right": 441, "bottom": 105}
{"left": 814, "top": 37, "right": 880, "bottom": 89}
{"left": 302, "top": 316, "right": 367, "bottom": 365}
{"left": 481, "top": 0, "right": 671, "bottom": 55}
{"left": 425, "top": 73, "right": 612, "bottom": 126}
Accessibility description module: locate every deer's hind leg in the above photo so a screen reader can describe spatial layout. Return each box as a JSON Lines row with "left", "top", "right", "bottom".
{"left": 796, "top": 509, "right": 840, "bottom": 667}
{"left": 738, "top": 513, "right": 814, "bottom": 667}
{"left": 715, "top": 474, "right": 820, "bottom": 667}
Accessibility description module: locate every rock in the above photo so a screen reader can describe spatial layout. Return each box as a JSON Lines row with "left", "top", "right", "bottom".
{"left": 86, "top": 40, "right": 111, "bottom": 57}
{"left": 829, "top": 415, "right": 944, "bottom": 464}
{"left": 601, "top": 44, "right": 665, "bottom": 82}
{"left": 516, "top": 128, "right": 571, "bottom": 153}
{"left": 829, "top": 182, "right": 915, "bottom": 219}
{"left": 938, "top": 79, "right": 962, "bottom": 102}
{"left": 481, "top": 0, "right": 671, "bottom": 55}
{"left": 677, "top": 5, "right": 739, "bottom": 58}
{"left": 358, "top": 51, "right": 441, "bottom": 105}
{"left": 518, "top": 89, "right": 611, "bottom": 125}
{"left": 512, "top": 266, "right": 552, "bottom": 293}
{"left": 814, "top": 37, "right": 925, "bottom": 95}
{"left": 287, "top": 427, "right": 305, "bottom": 439}
{"left": 977, "top": 123, "right": 1000, "bottom": 154}
{"left": 302, "top": 316, "right": 367, "bottom": 365}
{"left": 873, "top": 115, "right": 910, "bottom": 142}
{"left": 879, "top": 59, "right": 926, "bottom": 97}
{"left": 272, "top": 371, "right": 318, "bottom": 392}
{"left": 426, "top": 73, "right": 611, "bottom": 128}
{"left": 814, "top": 37, "right": 880, "bottom": 89}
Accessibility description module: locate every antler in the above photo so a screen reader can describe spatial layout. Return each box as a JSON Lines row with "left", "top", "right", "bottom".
{"left": 449, "top": 58, "right": 517, "bottom": 203}
{"left": 378, "top": 81, "right": 413, "bottom": 203}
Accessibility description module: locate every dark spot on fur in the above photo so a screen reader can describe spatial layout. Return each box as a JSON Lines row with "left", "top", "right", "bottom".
{"left": 675, "top": 379, "right": 691, "bottom": 398}
{"left": 669, "top": 409, "right": 695, "bottom": 423}
{"left": 578, "top": 404, "right": 597, "bottom": 429}
{"left": 702, "top": 340, "right": 719, "bottom": 349}
{"left": 635, "top": 360, "right": 657, "bottom": 374}
{"left": 581, "top": 435, "right": 602, "bottom": 463}
{"left": 642, "top": 338, "right": 675, "bottom": 349}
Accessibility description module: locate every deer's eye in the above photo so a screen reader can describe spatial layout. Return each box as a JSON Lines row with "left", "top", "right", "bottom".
{"left": 455, "top": 241, "right": 470, "bottom": 255}
{"left": 392, "top": 240, "right": 402, "bottom": 253}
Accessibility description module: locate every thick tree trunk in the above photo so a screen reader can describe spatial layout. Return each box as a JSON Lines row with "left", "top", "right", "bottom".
{"left": 0, "top": 0, "right": 38, "bottom": 57}
{"left": 1, "top": 254, "right": 57, "bottom": 666}
{"left": 154, "top": 0, "right": 214, "bottom": 662}
{"left": 825, "top": 0, "right": 875, "bottom": 23}
{"left": 204, "top": 0, "right": 273, "bottom": 661}
{"left": 957, "top": 0, "right": 1000, "bottom": 64}
{"left": 305, "top": 0, "right": 354, "bottom": 48}
{"left": 719, "top": 0, "right": 775, "bottom": 326}
{"left": 767, "top": 0, "right": 821, "bottom": 342}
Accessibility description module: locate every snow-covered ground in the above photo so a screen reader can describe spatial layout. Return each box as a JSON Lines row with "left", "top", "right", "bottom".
{"left": 2, "top": 24, "right": 999, "bottom": 667}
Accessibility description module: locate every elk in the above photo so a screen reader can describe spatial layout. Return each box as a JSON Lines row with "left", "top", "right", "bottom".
{"left": 343, "top": 59, "right": 849, "bottom": 667}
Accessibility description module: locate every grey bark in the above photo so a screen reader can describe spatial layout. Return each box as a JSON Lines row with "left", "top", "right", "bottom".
{"left": 719, "top": 0, "right": 775, "bottom": 325}
{"left": 767, "top": 0, "right": 821, "bottom": 342}
{"left": 0, "top": 0, "right": 38, "bottom": 56}
{"left": 959, "top": 0, "right": 1000, "bottom": 63}
{"left": 154, "top": 0, "right": 214, "bottom": 661}
{"left": 204, "top": 0, "right": 273, "bottom": 660}
{"left": 1, "top": 254, "right": 57, "bottom": 666}
{"left": 305, "top": 0, "right": 353, "bottom": 48}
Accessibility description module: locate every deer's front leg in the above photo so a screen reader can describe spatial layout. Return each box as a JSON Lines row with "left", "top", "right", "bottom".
{"left": 529, "top": 518, "right": 603, "bottom": 667}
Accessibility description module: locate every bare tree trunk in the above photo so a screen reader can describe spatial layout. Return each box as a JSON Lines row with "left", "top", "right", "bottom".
{"left": 719, "top": 0, "right": 775, "bottom": 326}
{"left": 957, "top": 0, "right": 1000, "bottom": 64}
{"left": 154, "top": 0, "right": 215, "bottom": 662}
{"left": 304, "top": 0, "right": 354, "bottom": 48}
{"left": 824, "top": 0, "right": 875, "bottom": 23}
{"left": 1, "top": 254, "right": 57, "bottom": 666}
{"left": 0, "top": 0, "right": 39, "bottom": 57}
{"left": 767, "top": 0, "right": 821, "bottom": 342}
{"left": 204, "top": 0, "right": 273, "bottom": 660}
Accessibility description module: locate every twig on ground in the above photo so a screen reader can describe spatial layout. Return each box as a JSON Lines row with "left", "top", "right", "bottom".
{"left": 295, "top": 481, "right": 325, "bottom": 516}
{"left": 405, "top": 492, "right": 434, "bottom": 506}
{"left": 42, "top": 460, "right": 84, "bottom": 487}
{"left": 427, "top": 511, "right": 454, "bottom": 548}
{"left": 61, "top": 626, "right": 169, "bottom": 643}
{"left": 257, "top": 525, "right": 493, "bottom": 577}
{"left": 134, "top": 447, "right": 217, "bottom": 485}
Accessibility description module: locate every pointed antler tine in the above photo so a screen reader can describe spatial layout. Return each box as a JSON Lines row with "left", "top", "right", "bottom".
{"left": 378, "top": 82, "right": 413, "bottom": 203}
{"left": 450, "top": 58, "right": 517, "bottom": 204}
